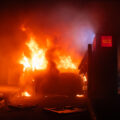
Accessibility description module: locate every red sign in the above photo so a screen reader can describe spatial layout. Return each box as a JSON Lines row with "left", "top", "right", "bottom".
{"left": 101, "top": 36, "right": 112, "bottom": 47}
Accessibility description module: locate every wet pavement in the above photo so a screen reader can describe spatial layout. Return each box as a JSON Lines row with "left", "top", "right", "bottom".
{"left": 0, "top": 96, "right": 92, "bottom": 120}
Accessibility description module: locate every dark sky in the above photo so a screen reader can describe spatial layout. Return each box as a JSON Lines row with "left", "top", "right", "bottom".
{"left": 0, "top": 0, "right": 119, "bottom": 32}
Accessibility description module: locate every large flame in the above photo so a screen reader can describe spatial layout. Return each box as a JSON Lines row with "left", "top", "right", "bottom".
{"left": 20, "top": 37, "right": 79, "bottom": 73}
{"left": 19, "top": 24, "right": 81, "bottom": 74}
{"left": 20, "top": 37, "right": 48, "bottom": 72}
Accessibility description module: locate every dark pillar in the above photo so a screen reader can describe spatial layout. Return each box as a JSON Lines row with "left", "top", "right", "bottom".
{"left": 88, "top": 44, "right": 92, "bottom": 98}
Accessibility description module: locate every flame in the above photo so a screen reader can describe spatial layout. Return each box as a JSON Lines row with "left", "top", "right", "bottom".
{"left": 83, "top": 75, "right": 87, "bottom": 82}
{"left": 32, "top": 79, "right": 35, "bottom": 82}
{"left": 20, "top": 37, "right": 48, "bottom": 72}
{"left": 22, "top": 91, "right": 31, "bottom": 97}
{"left": 19, "top": 27, "right": 80, "bottom": 73}
{"left": 20, "top": 37, "right": 79, "bottom": 73}
{"left": 57, "top": 56, "right": 78, "bottom": 72}
{"left": 80, "top": 74, "right": 87, "bottom": 92}
{"left": 76, "top": 94, "right": 84, "bottom": 98}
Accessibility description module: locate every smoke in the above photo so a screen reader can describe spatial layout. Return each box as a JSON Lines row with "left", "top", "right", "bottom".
{"left": 22, "top": 4, "right": 96, "bottom": 55}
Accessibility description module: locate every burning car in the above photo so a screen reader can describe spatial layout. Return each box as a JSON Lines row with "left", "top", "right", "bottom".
{"left": 0, "top": 25, "right": 88, "bottom": 109}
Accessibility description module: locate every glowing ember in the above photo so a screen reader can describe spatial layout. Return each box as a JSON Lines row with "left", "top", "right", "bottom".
{"left": 80, "top": 74, "right": 88, "bottom": 92}
{"left": 32, "top": 79, "right": 35, "bottom": 82}
{"left": 20, "top": 37, "right": 48, "bottom": 72}
{"left": 21, "top": 25, "right": 27, "bottom": 32}
{"left": 83, "top": 75, "right": 87, "bottom": 82}
{"left": 76, "top": 94, "right": 84, "bottom": 98}
{"left": 22, "top": 91, "right": 31, "bottom": 97}
{"left": 57, "top": 56, "right": 77, "bottom": 70}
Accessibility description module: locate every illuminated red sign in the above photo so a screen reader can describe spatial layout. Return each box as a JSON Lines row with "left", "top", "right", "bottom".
{"left": 101, "top": 36, "right": 112, "bottom": 47}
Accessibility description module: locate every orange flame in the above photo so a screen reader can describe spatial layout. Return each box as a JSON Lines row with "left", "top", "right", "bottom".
{"left": 56, "top": 56, "right": 78, "bottom": 73}
{"left": 21, "top": 91, "right": 31, "bottom": 97}
{"left": 20, "top": 37, "right": 48, "bottom": 72}
{"left": 19, "top": 26, "right": 80, "bottom": 73}
{"left": 76, "top": 94, "right": 84, "bottom": 98}
{"left": 83, "top": 75, "right": 87, "bottom": 82}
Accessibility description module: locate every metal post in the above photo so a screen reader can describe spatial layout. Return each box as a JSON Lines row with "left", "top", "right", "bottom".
{"left": 88, "top": 44, "right": 92, "bottom": 98}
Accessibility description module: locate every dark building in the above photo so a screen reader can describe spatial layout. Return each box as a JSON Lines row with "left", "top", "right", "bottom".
{"left": 88, "top": 33, "right": 118, "bottom": 99}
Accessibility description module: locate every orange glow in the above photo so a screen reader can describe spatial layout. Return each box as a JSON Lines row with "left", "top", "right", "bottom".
{"left": 20, "top": 36, "right": 80, "bottom": 73}
{"left": 83, "top": 75, "right": 87, "bottom": 82}
{"left": 21, "top": 24, "right": 27, "bottom": 32}
{"left": 32, "top": 79, "right": 35, "bottom": 82}
{"left": 19, "top": 26, "right": 81, "bottom": 73}
{"left": 22, "top": 91, "right": 31, "bottom": 97}
{"left": 80, "top": 74, "right": 87, "bottom": 92}
{"left": 76, "top": 94, "right": 84, "bottom": 98}
{"left": 57, "top": 56, "right": 78, "bottom": 72}
{"left": 20, "top": 37, "right": 48, "bottom": 72}
{"left": 101, "top": 36, "right": 112, "bottom": 47}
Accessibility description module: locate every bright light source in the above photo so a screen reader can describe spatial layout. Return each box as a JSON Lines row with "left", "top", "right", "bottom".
{"left": 76, "top": 94, "right": 84, "bottom": 98}
{"left": 21, "top": 91, "right": 31, "bottom": 97}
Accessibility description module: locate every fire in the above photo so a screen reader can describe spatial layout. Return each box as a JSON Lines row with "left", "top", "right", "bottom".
{"left": 22, "top": 91, "right": 31, "bottom": 97}
{"left": 80, "top": 74, "right": 88, "bottom": 92}
{"left": 57, "top": 56, "right": 77, "bottom": 72}
{"left": 20, "top": 37, "right": 79, "bottom": 73}
{"left": 83, "top": 75, "right": 87, "bottom": 82}
{"left": 20, "top": 37, "right": 48, "bottom": 72}
{"left": 76, "top": 94, "right": 84, "bottom": 98}
{"left": 19, "top": 26, "right": 81, "bottom": 74}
